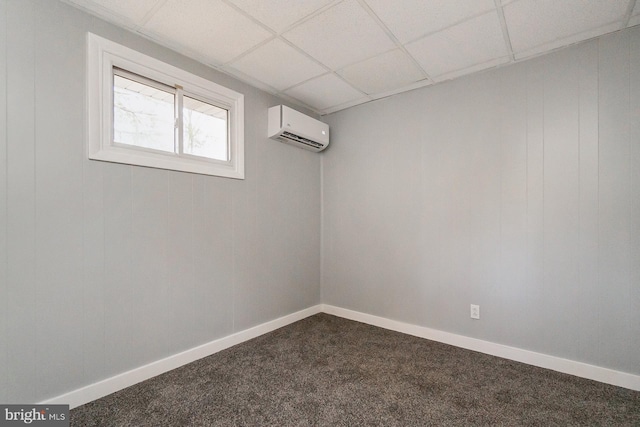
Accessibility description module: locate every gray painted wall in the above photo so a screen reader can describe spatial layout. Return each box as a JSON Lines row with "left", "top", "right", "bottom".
{"left": 2, "top": 0, "right": 638, "bottom": 406}
{"left": 0, "top": 0, "right": 320, "bottom": 403}
{"left": 323, "top": 27, "right": 640, "bottom": 376}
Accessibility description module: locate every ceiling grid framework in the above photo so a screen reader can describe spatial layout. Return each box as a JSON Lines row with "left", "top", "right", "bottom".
{"left": 63, "top": 0, "right": 639, "bottom": 115}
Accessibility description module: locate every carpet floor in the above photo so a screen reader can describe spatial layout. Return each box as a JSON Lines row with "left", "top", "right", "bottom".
{"left": 71, "top": 313, "right": 640, "bottom": 426}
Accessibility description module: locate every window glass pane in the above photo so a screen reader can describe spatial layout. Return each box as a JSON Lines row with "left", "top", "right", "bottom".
{"left": 113, "top": 74, "right": 175, "bottom": 153}
{"left": 182, "top": 96, "right": 228, "bottom": 161}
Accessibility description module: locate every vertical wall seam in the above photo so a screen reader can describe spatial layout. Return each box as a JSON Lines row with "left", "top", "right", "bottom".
{"left": 32, "top": 2, "right": 38, "bottom": 400}
{"left": 101, "top": 166, "right": 108, "bottom": 370}
{"left": 231, "top": 181, "right": 235, "bottom": 333}
{"left": 101, "top": 164, "right": 106, "bottom": 375}
{"left": 596, "top": 37, "right": 601, "bottom": 361}
{"left": 577, "top": 49, "right": 582, "bottom": 352}
{"left": 166, "top": 172, "right": 170, "bottom": 356}
{"left": 319, "top": 154, "right": 324, "bottom": 303}
{"left": 129, "top": 166, "right": 134, "bottom": 355}
{"left": 541, "top": 57, "right": 546, "bottom": 312}
{"left": 81, "top": 44, "right": 87, "bottom": 386}
{"left": 190, "top": 176, "right": 195, "bottom": 343}
{"left": 627, "top": 31, "right": 632, "bottom": 323}
{"left": 525, "top": 68, "right": 529, "bottom": 278}
{"left": 498, "top": 82, "right": 503, "bottom": 311}
{"left": 2, "top": 0, "right": 7, "bottom": 400}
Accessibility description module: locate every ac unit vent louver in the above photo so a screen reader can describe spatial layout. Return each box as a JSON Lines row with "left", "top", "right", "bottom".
{"left": 280, "top": 131, "right": 325, "bottom": 149}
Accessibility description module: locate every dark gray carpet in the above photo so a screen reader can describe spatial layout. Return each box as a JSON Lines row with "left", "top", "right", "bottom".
{"left": 71, "top": 314, "right": 640, "bottom": 426}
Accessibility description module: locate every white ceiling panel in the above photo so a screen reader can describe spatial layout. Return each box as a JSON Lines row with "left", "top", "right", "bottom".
{"left": 368, "top": 79, "right": 433, "bottom": 101}
{"left": 142, "top": 0, "right": 272, "bottom": 65}
{"left": 434, "top": 56, "right": 510, "bottom": 82}
{"left": 228, "top": 39, "right": 327, "bottom": 91}
{"left": 406, "top": 11, "right": 507, "bottom": 78}
{"left": 321, "top": 96, "right": 373, "bottom": 115}
{"left": 514, "top": 21, "right": 621, "bottom": 60}
{"left": 226, "top": 0, "right": 334, "bottom": 33}
{"left": 283, "top": 0, "right": 395, "bottom": 70}
{"left": 66, "top": 0, "right": 161, "bottom": 26}
{"left": 631, "top": 1, "right": 640, "bottom": 26}
{"left": 284, "top": 74, "right": 364, "bottom": 110}
{"left": 62, "top": 0, "right": 635, "bottom": 114}
{"left": 338, "top": 49, "right": 425, "bottom": 95}
{"left": 365, "top": 0, "right": 495, "bottom": 43}
{"left": 505, "top": 0, "right": 629, "bottom": 53}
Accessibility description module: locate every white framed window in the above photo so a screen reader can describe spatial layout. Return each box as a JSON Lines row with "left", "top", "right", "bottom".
{"left": 87, "top": 33, "right": 244, "bottom": 179}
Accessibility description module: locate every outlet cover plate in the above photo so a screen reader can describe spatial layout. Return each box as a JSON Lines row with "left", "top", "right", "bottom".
{"left": 470, "top": 304, "right": 480, "bottom": 320}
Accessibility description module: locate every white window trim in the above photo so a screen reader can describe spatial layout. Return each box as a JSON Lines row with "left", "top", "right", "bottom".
{"left": 87, "top": 32, "right": 244, "bottom": 179}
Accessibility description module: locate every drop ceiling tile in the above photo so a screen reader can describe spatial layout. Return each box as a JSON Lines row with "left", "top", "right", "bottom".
{"left": 228, "top": 39, "right": 326, "bottom": 90}
{"left": 338, "top": 49, "right": 425, "bottom": 95}
{"left": 514, "top": 21, "right": 621, "bottom": 60}
{"left": 226, "top": 0, "right": 334, "bottom": 33}
{"left": 365, "top": 0, "right": 495, "bottom": 43}
{"left": 433, "top": 56, "right": 510, "bottom": 82}
{"left": 283, "top": 0, "right": 395, "bottom": 70}
{"left": 405, "top": 11, "right": 507, "bottom": 78}
{"left": 631, "top": 2, "right": 640, "bottom": 26}
{"left": 368, "top": 79, "right": 433, "bottom": 101}
{"left": 284, "top": 74, "right": 364, "bottom": 110}
{"left": 142, "top": 0, "right": 272, "bottom": 64}
{"left": 504, "top": 0, "right": 629, "bottom": 53}
{"left": 320, "top": 96, "right": 371, "bottom": 115}
{"left": 66, "top": 0, "right": 161, "bottom": 25}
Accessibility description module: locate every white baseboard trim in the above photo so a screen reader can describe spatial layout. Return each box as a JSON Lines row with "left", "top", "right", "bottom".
{"left": 42, "top": 305, "right": 322, "bottom": 409}
{"left": 321, "top": 304, "right": 640, "bottom": 391}
{"left": 41, "top": 302, "right": 639, "bottom": 409}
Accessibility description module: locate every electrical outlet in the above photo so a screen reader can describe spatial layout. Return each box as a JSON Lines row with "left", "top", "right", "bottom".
{"left": 470, "top": 304, "right": 480, "bottom": 320}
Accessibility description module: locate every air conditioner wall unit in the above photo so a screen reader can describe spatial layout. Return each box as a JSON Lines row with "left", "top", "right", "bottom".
{"left": 268, "top": 105, "right": 329, "bottom": 152}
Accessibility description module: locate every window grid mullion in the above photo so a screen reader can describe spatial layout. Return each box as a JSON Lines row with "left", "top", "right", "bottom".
{"left": 176, "top": 85, "right": 184, "bottom": 155}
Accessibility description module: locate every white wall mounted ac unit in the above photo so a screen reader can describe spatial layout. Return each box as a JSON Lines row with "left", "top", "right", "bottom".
{"left": 268, "top": 105, "right": 329, "bottom": 152}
